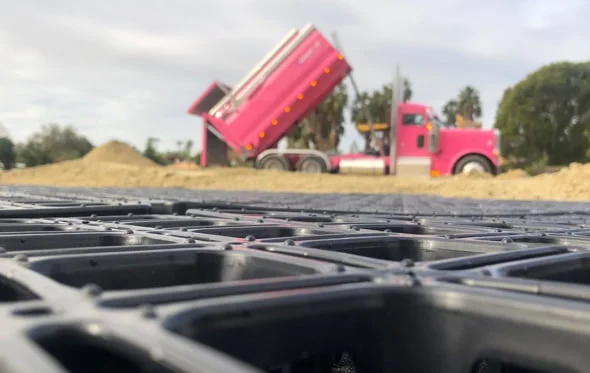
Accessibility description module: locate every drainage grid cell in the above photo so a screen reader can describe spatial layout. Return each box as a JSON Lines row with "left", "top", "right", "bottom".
{"left": 30, "top": 325, "right": 179, "bottom": 373}
{"left": 296, "top": 235, "right": 522, "bottom": 262}
{"left": 161, "top": 284, "right": 580, "bottom": 373}
{"left": 491, "top": 251, "right": 590, "bottom": 285}
{"left": 0, "top": 275, "right": 39, "bottom": 302}
{"left": 189, "top": 225, "right": 343, "bottom": 240}
{"left": 28, "top": 249, "right": 333, "bottom": 291}
{"left": 163, "top": 285, "right": 392, "bottom": 373}
{"left": 0, "top": 189, "right": 590, "bottom": 372}
{"left": 0, "top": 231, "right": 184, "bottom": 254}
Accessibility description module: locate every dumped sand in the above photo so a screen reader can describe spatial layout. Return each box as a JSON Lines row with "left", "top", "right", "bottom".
{"left": 1, "top": 141, "right": 590, "bottom": 201}
{"left": 168, "top": 161, "right": 200, "bottom": 170}
{"left": 496, "top": 169, "right": 528, "bottom": 179}
{"left": 82, "top": 140, "right": 159, "bottom": 167}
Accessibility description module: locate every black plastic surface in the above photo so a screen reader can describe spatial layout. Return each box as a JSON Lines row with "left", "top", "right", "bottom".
{"left": 0, "top": 187, "right": 590, "bottom": 372}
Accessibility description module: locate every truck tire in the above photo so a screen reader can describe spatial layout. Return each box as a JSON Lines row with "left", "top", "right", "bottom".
{"left": 297, "top": 156, "right": 328, "bottom": 173}
{"left": 258, "top": 154, "right": 290, "bottom": 171}
{"left": 454, "top": 155, "right": 492, "bottom": 175}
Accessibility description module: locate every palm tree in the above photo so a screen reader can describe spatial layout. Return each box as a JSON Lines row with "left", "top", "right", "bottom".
{"left": 300, "top": 83, "right": 349, "bottom": 151}
{"left": 286, "top": 124, "right": 312, "bottom": 149}
{"left": 183, "top": 140, "right": 194, "bottom": 161}
{"left": 351, "top": 77, "right": 413, "bottom": 129}
{"left": 457, "top": 86, "right": 483, "bottom": 121}
{"left": 442, "top": 100, "right": 459, "bottom": 124}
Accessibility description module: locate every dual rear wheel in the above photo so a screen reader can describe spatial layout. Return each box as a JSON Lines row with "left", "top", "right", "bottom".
{"left": 258, "top": 154, "right": 327, "bottom": 173}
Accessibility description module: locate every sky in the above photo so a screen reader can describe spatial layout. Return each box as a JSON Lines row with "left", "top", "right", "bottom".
{"left": 1, "top": 0, "right": 589, "bottom": 153}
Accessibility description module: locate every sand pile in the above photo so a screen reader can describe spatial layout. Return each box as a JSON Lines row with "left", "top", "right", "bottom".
{"left": 0, "top": 139, "right": 589, "bottom": 201}
{"left": 82, "top": 140, "right": 159, "bottom": 167}
{"left": 496, "top": 169, "right": 528, "bottom": 179}
{"left": 451, "top": 171, "right": 494, "bottom": 179}
{"left": 168, "top": 161, "right": 200, "bottom": 170}
{"left": 555, "top": 162, "right": 590, "bottom": 176}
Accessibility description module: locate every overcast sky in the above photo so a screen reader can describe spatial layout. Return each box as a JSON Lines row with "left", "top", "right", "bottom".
{"left": 1, "top": 0, "right": 588, "bottom": 153}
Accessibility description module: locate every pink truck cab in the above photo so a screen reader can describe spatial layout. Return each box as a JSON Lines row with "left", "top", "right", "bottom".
{"left": 187, "top": 23, "right": 500, "bottom": 177}
{"left": 341, "top": 102, "right": 501, "bottom": 176}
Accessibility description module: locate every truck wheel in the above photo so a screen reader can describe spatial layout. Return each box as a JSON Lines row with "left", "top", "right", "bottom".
{"left": 297, "top": 156, "right": 328, "bottom": 173}
{"left": 258, "top": 155, "right": 290, "bottom": 171}
{"left": 454, "top": 155, "right": 492, "bottom": 175}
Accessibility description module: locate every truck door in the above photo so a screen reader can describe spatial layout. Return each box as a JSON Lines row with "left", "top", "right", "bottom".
{"left": 395, "top": 108, "right": 432, "bottom": 176}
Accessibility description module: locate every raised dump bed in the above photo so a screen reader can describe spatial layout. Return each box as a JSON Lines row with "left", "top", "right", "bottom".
{"left": 188, "top": 24, "right": 351, "bottom": 166}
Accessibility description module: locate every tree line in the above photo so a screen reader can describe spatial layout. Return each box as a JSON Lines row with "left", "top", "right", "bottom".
{"left": 0, "top": 123, "right": 200, "bottom": 169}
{"left": 1, "top": 60, "right": 588, "bottom": 173}
{"left": 0, "top": 124, "right": 94, "bottom": 170}
{"left": 287, "top": 78, "right": 485, "bottom": 152}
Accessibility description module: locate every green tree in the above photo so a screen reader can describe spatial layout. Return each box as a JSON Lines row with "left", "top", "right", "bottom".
{"left": 0, "top": 137, "right": 16, "bottom": 170}
{"left": 183, "top": 140, "right": 194, "bottom": 161}
{"left": 287, "top": 82, "right": 349, "bottom": 151}
{"left": 286, "top": 124, "right": 312, "bottom": 149}
{"left": 305, "top": 83, "right": 349, "bottom": 151}
{"left": 351, "top": 78, "right": 412, "bottom": 126}
{"left": 442, "top": 100, "right": 459, "bottom": 124}
{"left": 495, "top": 61, "right": 590, "bottom": 168}
{"left": 16, "top": 142, "right": 51, "bottom": 167}
{"left": 457, "top": 86, "right": 483, "bottom": 120}
{"left": 442, "top": 86, "right": 483, "bottom": 124}
{"left": 143, "top": 137, "right": 165, "bottom": 165}
{"left": 351, "top": 85, "right": 391, "bottom": 124}
{"left": 16, "top": 124, "right": 93, "bottom": 167}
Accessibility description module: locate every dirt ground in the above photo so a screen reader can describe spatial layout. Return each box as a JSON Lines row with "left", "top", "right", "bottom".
{"left": 1, "top": 141, "right": 589, "bottom": 201}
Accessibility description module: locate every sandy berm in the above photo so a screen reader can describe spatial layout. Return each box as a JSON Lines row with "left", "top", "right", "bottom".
{"left": 1, "top": 140, "right": 588, "bottom": 201}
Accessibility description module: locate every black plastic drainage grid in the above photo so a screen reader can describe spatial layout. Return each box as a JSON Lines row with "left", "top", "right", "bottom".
{"left": 2, "top": 191, "right": 590, "bottom": 372}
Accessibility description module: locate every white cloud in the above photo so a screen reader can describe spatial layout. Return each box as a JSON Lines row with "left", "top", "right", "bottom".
{"left": 47, "top": 14, "right": 203, "bottom": 59}
{"left": 0, "top": 0, "right": 588, "bottom": 154}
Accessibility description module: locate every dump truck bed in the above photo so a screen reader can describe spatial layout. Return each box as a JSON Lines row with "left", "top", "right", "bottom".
{"left": 188, "top": 24, "right": 351, "bottom": 158}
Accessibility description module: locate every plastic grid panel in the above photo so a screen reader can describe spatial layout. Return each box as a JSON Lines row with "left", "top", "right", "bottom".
{"left": 0, "top": 188, "right": 588, "bottom": 372}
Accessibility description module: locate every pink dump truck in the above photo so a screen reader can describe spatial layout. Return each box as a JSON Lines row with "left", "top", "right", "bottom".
{"left": 188, "top": 24, "right": 501, "bottom": 176}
